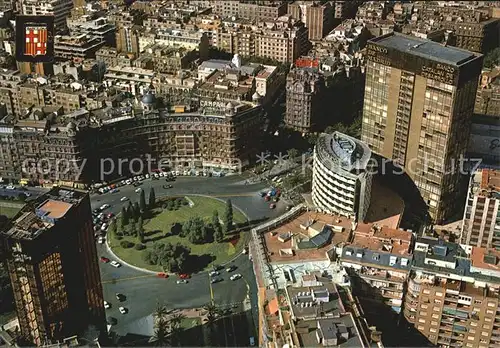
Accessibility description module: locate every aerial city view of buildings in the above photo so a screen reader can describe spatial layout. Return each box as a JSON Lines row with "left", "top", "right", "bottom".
{"left": 0, "top": 0, "right": 499, "bottom": 347}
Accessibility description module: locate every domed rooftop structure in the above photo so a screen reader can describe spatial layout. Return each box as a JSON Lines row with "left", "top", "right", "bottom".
{"left": 142, "top": 92, "right": 156, "bottom": 105}
{"left": 252, "top": 91, "right": 261, "bottom": 100}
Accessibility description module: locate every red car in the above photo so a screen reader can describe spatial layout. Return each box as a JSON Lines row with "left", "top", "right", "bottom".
{"left": 107, "top": 213, "right": 114, "bottom": 218}
{"left": 178, "top": 273, "right": 190, "bottom": 279}
{"left": 157, "top": 272, "right": 169, "bottom": 278}
{"left": 100, "top": 256, "right": 110, "bottom": 263}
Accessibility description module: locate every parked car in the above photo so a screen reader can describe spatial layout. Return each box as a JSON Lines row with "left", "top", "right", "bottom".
{"left": 178, "top": 273, "right": 190, "bottom": 279}
{"left": 176, "top": 280, "right": 188, "bottom": 284}
{"left": 135, "top": 188, "right": 142, "bottom": 193}
{"left": 209, "top": 271, "right": 219, "bottom": 277}
{"left": 110, "top": 261, "right": 121, "bottom": 268}
{"left": 269, "top": 203, "right": 276, "bottom": 209}
{"left": 118, "top": 307, "right": 127, "bottom": 314}
{"left": 115, "top": 293, "right": 125, "bottom": 301}
{"left": 157, "top": 273, "right": 169, "bottom": 278}
{"left": 120, "top": 197, "right": 129, "bottom": 202}
{"left": 100, "top": 204, "right": 110, "bottom": 211}
{"left": 226, "top": 265, "right": 236, "bottom": 272}
{"left": 104, "top": 301, "right": 111, "bottom": 309}
{"left": 211, "top": 277, "right": 222, "bottom": 284}
{"left": 100, "top": 256, "right": 110, "bottom": 263}
{"left": 230, "top": 274, "right": 242, "bottom": 281}
{"left": 98, "top": 237, "right": 104, "bottom": 244}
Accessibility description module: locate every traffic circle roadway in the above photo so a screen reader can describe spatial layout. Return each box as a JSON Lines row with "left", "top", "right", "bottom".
{"left": 92, "top": 175, "right": 285, "bottom": 335}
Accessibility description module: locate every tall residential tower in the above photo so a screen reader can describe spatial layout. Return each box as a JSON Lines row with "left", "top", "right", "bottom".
{"left": 361, "top": 32, "right": 483, "bottom": 223}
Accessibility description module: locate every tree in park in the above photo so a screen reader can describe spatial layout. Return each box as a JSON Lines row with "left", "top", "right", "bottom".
{"left": 183, "top": 217, "right": 208, "bottom": 244}
{"left": 120, "top": 206, "right": 128, "bottom": 230}
{"left": 137, "top": 216, "right": 145, "bottom": 243}
{"left": 143, "top": 242, "right": 190, "bottom": 273}
{"left": 212, "top": 210, "right": 223, "bottom": 243}
{"left": 139, "top": 189, "right": 146, "bottom": 212}
{"left": 129, "top": 221, "right": 137, "bottom": 237}
{"left": 133, "top": 202, "right": 141, "bottom": 219}
{"left": 223, "top": 199, "right": 233, "bottom": 233}
{"left": 148, "top": 187, "right": 156, "bottom": 208}
{"left": 108, "top": 218, "right": 117, "bottom": 238}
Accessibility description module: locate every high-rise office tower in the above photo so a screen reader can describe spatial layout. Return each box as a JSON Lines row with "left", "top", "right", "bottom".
{"left": 1, "top": 188, "right": 105, "bottom": 346}
{"left": 361, "top": 32, "right": 483, "bottom": 223}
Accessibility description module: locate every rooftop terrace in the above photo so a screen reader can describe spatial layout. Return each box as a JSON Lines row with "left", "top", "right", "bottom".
{"left": 263, "top": 212, "right": 353, "bottom": 264}
{"left": 1, "top": 187, "right": 87, "bottom": 240}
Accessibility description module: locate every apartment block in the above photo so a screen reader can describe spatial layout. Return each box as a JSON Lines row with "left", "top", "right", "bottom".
{"left": 54, "top": 34, "right": 105, "bottom": 61}
{"left": 404, "top": 237, "right": 500, "bottom": 347}
{"left": 21, "top": 0, "right": 73, "bottom": 32}
{"left": 340, "top": 224, "right": 413, "bottom": 315}
{"left": 461, "top": 169, "right": 500, "bottom": 250}
{"left": 288, "top": 1, "right": 334, "bottom": 41}
{"left": 475, "top": 67, "right": 500, "bottom": 118}
{"left": 214, "top": 0, "right": 287, "bottom": 21}
{"left": 0, "top": 187, "right": 106, "bottom": 345}
{"left": 361, "top": 32, "right": 483, "bottom": 223}
{"left": 213, "top": 16, "right": 309, "bottom": 63}
{"left": 285, "top": 67, "right": 324, "bottom": 133}
{"left": 467, "top": 115, "right": 500, "bottom": 167}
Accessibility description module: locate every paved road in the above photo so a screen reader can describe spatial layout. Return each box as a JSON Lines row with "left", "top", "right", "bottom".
{"left": 91, "top": 175, "right": 287, "bottom": 222}
{"left": 91, "top": 175, "right": 286, "bottom": 336}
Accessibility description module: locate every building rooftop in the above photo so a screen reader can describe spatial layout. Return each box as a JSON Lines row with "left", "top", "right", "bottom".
{"left": 315, "top": 132, "right": 371, "bottom": 172}
{"left": 470, "top": 247, "right": 500, "bottom": 274}
{"left": 370, "top": 32, "right": 478, "bottom": 66}
{"left": 1, "top": 187, "right": 87, "bottom": 241}
{"left": 263, "top": 212, "right": 353, "bottom": 264}
{"left": 287, "top": 284, "right": 342, "bottom": 320}
{"left": 350, "top": 224, "right": 413, "bottom": 256}
{"left": 38, "top": 199, "right": 73, "bottom": 219}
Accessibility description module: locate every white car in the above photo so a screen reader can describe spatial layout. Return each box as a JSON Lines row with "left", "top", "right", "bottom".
{"left": 100, "top": 204, "right": 110, "bottom": 210}
{"left": 110, "top": 261, "right": 121, "bottom": 268}
{"left": 176, "top": 280, "right": 188, "bottom": 284}
{"left": 118, "top": 307, "right": 127, "bottom": 314}
{"left": 98, "top": 237, "right": 104, "bottom": 244}
{"left": 104, "top": 301, "right": 110, "bottom": 309}
{"left": 209, "top": 271, "right": 219, "bottom": 277}
{"left": 135, "top": 188, "right": 142, "bottom": 193}
{"left": 230, "top": 273, "right": 242, "bottom": 281}
{"left": 101, "top": 223, "right": 107, "bottom": 231}
{"left": 120, "top": 196, "right": 128, "bottom": 202}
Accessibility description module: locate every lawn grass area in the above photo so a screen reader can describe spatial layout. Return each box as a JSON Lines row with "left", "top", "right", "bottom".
{"left": 109, "top": 196, "right": 248, "bottom": 272}
{"left": 0, "top": 206, "right": 22, "bottom": 218}
{"left": 180, "top": 317, "right": 202, "bottom": 330}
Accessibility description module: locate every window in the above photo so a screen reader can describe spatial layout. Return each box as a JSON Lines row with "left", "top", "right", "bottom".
{"left": 418, "top": 318, "right": 426, "bottom": 324}
{"left": 435, "top": 292, "right": 443, "bottom": 297}
{"left": 423, "top": 289, "right": 430, "bottom": 295}
{"left": 431, "top": 321, "right": 438, "bottom": 326}
{"left": 432, "top": 314, "right": 439, "bottom": 319}
{"left": 401, "top": 258, "right": 408, "bottom": 267}
{"left": 481, "top": 332, "right": 489, "bottom": 337}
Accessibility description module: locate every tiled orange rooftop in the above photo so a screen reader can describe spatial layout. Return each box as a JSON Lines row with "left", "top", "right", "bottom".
{"left": 351, "top": 224, "right": 412, "bottom": 256}
{"left": 263, "top": 212, "right": 353, "bottom": 263}
{"left": 471, "top": 247, "right": 500, "bottom": 271}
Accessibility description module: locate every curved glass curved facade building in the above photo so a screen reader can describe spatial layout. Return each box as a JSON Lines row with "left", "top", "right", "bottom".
{"left": 312, "top": 131, "right": 372, "bottom": 222}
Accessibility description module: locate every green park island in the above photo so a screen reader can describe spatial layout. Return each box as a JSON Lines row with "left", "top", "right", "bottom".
{"left": 106, "top": 188, "right": 248, "bottom": 273}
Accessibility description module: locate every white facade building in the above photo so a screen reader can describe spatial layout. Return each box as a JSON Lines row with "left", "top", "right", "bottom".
{"left": 22, "top": 0, "right": 73, "bottom": 33}
{"left": 312, "top": 131, "right": 372, "bottom": 222}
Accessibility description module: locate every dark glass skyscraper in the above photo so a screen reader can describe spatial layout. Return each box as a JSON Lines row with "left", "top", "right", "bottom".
{"left": 1, "top": 187, "right": 105, "bottom": 346}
